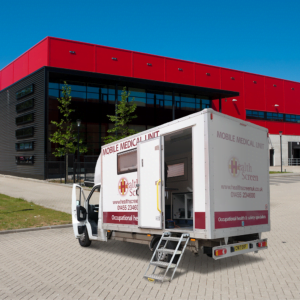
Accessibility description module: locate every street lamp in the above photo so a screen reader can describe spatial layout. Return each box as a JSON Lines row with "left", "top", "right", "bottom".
{"left": 279, "top": 131, "right": 282, "bottom": 173}
{"left": 76, "top": 119, "right": 81, "bottom": 183}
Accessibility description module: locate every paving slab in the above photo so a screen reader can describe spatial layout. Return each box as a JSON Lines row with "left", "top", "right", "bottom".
{"left": 0, "top": 175, "right": 300, "bottom": 299}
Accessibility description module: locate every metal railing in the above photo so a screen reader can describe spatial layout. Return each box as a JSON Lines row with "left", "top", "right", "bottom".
{"left": 45, "top": 156, "right": 97, "bottom": 184}
{"left": 288, "top": 158, "right": 300, "bottom": 166}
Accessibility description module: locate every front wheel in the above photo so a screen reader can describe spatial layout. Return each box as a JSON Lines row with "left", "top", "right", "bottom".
{"left": 78, "top": 227, "right": 92, "bottom": 247}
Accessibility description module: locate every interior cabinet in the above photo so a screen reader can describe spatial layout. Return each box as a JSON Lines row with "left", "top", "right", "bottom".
{"left": 172, "top": 193, "right": 193, "bottom": 220}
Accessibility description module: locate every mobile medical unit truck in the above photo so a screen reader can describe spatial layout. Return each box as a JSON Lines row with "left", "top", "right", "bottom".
{"left": 72, "top": 108, "right": 270, "bottom": 282}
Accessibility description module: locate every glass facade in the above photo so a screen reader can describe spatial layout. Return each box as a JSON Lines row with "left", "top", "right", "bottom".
{"left": 47, "top": 77, "right": 212, "bottom": 160}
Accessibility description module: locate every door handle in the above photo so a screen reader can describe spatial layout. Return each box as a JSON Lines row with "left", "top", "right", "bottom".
{"left": 156, "top": 179, "right": 161, "bottom": 213}
{"left": 136, "top": 184, "right": 140, "bottom": 196}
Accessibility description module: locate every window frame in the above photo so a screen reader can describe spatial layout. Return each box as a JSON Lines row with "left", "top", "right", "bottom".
{"left": 15, "top": 141, "right": 34, "bottom": 151}
{"left": 15, "top": 156, "right": 34, "bottom": 165}
{"left": 166, "top": 158, "right": 188, "bottom": 182}
{"left": 16, "top": 113, "right": 34, "bottom": 126}
{"left": 16, "top": 98, "right": 34, "bottom": 113}
{"left": 117, "top": 149, "right": 138, "bottom": 175}
{"left": 15, "top": 126, "right": 34, "bottom": 139}
{"left": 16, "top": 84, "right": 34, "bottom": 100}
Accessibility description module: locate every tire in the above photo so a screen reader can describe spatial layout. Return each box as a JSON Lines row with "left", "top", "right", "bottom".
{"left": 78, "top": 227, "right": 92, "bottom": 247}
{"left": 153, "top": 240, "right": 180, "bottom": 265}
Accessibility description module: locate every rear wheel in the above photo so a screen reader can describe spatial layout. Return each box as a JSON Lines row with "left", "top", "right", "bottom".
{"left": 78, "top": 227, "right": 92, "bottom": 247}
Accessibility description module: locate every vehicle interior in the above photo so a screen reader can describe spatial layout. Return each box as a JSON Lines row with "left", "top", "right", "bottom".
{"left": 164, "top": 127, "right": 193, "bottom": 231}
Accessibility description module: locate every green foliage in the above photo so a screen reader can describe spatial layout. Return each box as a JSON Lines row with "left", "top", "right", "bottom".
{"left": 49, "top": 82, "right": 87, "bottom": 157}
{"left": 103, "top": 87, "right": 138, "bottom": 144}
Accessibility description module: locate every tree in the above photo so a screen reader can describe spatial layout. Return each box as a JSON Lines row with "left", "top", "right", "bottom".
{"left": 49, "top": 82, "right": 87, "bottom": 183}
{"left": 103, "top": 87, "right": 138, "bottom": 144}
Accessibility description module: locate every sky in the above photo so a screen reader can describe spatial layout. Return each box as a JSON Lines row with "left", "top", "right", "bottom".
{"left": 0, "top": 0, "right": 300, "bottom": 81}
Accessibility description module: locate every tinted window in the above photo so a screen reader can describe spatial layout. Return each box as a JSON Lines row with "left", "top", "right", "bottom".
{"left": 16, "top": 127, "right": 34, "bottom": 139}
{"left": 15, "top": 156, "right": 34, "bottom": 165}
{"left": 16, "top": 85, "right": 34, "bottom": 99}
{"left": 246, "top": 110, "right": 265, "bottom": 120}
{"left": 15, "top": 141, "right": 34, "bottom": 151}
{"left": 16, "top": 113, "right": 34, "bottom": 125}
{"left": 16, "top": 99, "right": 34, "bottom": 113}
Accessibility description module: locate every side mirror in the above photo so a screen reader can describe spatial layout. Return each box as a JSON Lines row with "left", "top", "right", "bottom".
{"left": 76, "top": 205, "right": 87, "bottom": 221}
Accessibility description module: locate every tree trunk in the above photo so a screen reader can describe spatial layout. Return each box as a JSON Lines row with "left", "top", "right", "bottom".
{"left": 65, "top": 153, "right": 68, "bottom": 184}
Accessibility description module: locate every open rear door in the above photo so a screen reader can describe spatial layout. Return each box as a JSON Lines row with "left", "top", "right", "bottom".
{"left": 138, "top": 137, "right": 163, "bottom": 229}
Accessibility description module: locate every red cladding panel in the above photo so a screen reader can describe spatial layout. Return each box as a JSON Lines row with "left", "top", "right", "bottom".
{"left": 0, "top": 71, "right": 2, "bottom": 90}
{"left": 221, "top": 69, "right": 245, "bottom": 119}
{"left": 29, "top": 38, "right": 48, "bottom": 73}
{"left": 96, "top": 46, "right": 132, "bottom": 77}
{"left": 195, "top": 64, "right": 220, "bottom": 89}
{"left": 284, "top": 81, "right": 300, "bottom": 114}
{"left": 244, "top": 73, "right": 265, "bottom": 111}
{"left": 13, "top": 53, "right": 28, "bottom": 82}
{"left": 265, "top": 77, "right": 284, "bottom": 113}
{"left": 248, "top": 119, "right": 267, "bottom": 129}
{"left": 165, "top": 58, "right": 195, "bottom": 86}
{"left": 284, "top": 123, "right": 300, "bottom": 135}
{"left": 267, "top": 121, "right": 284, "bottom": 135}
{"left": 50, "top": 39, "right": 95, "bottom": 72}
{"left": 211, "top": 99, "right": 219, "bottom": 111}
{"left": 133, "top": 53, "right": 164, "bottom": 81}
{"left": 1, "top": 64, "right": 14, "bottom": 90}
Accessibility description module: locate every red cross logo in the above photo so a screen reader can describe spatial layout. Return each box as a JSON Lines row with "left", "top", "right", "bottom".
{"left": 228, "top": 157, "right": 240, "bottom": 177}
{"left": 118, "top": 178, "right": 128, "bottom": 196}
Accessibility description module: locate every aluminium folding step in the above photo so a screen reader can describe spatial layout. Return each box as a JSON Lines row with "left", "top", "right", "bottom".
{"left": 143, "top": 231, "right": 190, "bottom": 282}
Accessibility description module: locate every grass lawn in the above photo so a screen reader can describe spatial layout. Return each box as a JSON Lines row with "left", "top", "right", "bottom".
{"left": 269, "top": 171, "right": 292, "bottom": 174}
{"left": 0, "top": 193, "right": 71, "bottom": 231}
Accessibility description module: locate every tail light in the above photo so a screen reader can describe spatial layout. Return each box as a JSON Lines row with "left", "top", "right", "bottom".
{"left": 257, "top": 241, "right": 267, "bottom": 248}
{"left": 214, "top": 248, "right": 227, "bottom": 256}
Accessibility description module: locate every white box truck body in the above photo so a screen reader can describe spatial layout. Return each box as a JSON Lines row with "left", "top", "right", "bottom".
{"left": 72, "top": 109, "right": 270, "bottom": 260}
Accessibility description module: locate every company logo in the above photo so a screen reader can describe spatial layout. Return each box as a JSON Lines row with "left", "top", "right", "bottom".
{"left": 228, "top": 157, "right": 241, "bottom": 177}
{"left": 118, "top": 178, "right": 128, "bottom": 196}
{"left": 228, "top": 157, "right": 258, "bottom": 181}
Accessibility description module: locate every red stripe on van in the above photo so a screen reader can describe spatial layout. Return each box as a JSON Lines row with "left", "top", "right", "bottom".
{"left": 103, "top": 212, "right": 138, "bottom": 225}
{"left": 195, "top": 212, "right": 206, "bottom": 229}
{"left": 215, "top": 211, "right": 268, "bottom": 229}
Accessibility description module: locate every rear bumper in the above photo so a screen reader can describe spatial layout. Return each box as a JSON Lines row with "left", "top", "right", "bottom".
{"left": 212, "top": 238, "right": 268, "bottom": 260}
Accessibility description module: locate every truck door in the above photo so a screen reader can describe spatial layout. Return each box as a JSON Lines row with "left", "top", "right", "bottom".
{"left": 72, "top": 184, "right": 87, "bottom": 238}
{"left": 137, "top": 137, "right": 163, "bottom": 229}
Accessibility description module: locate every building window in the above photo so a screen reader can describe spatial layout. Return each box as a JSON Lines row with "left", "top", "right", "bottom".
{"left": 15, "top": 156, "right": 34, "bottom": 165}
{"left": 285, "top": 114, "right": 300, "bottom": 123}
{"left": 15, "top": 141, "right": 34, "bottom": 151}
{"left": 266, "top": 112, "right": 283, "bottom": 122}
{"left": 246, "top": 110, "right": 265, "bottom": 120}
{"left": 16, "top": 127, "right": 34, "bottom": 139}
{"left": 16, "top": 99, "right": 34, "bottom": 113}
{"left": 16, "top": 113, "right": 34, "bottom": 125}
{"left": 117, "top": 149, "right": 137, "bottom": 175}
{"left": 16, "top": 84, "right": 34, "bottom": 100}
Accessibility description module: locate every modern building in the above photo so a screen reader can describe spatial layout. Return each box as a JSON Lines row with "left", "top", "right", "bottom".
{"left": 0, "top": 37, "right": 299, "bottom": 179}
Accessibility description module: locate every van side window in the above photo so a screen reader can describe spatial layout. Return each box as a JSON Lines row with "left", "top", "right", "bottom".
{"left": 117, "top": 149, "right": 137, "bottom": 174}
